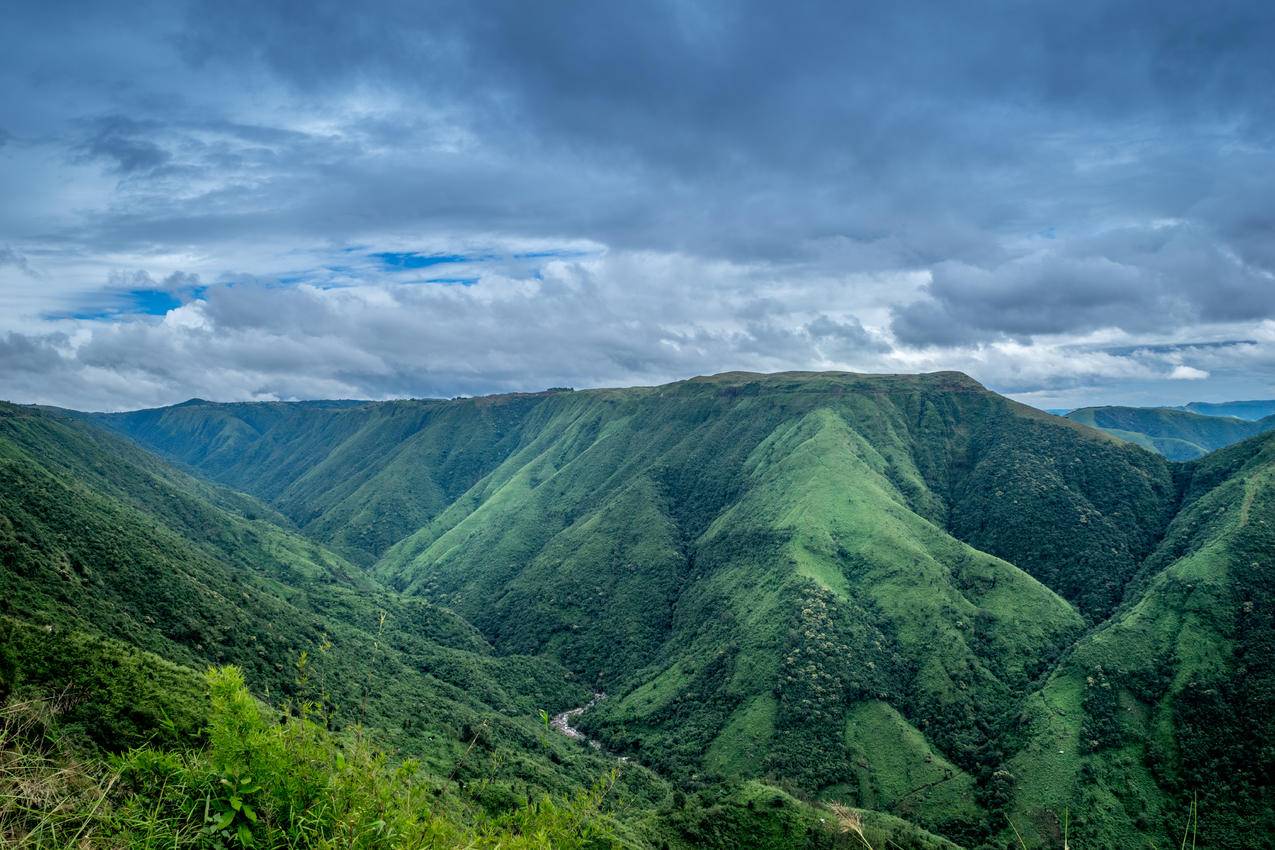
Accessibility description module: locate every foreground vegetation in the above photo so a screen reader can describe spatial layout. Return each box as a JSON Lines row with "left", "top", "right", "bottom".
{"left": 1, "top": 660, "right": 957, "bottom": 849}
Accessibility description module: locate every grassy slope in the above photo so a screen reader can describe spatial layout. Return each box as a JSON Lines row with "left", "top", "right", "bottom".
{"left": 357, "top": 372, "right": 1170, "bottom": 839}
{"left": 1006, "top": 431, "right": 1275, "bottom": 849}
{"left": 1067, "top": 405, "right": 1275, "bottom": 461}
{"left": 98, "top": 375, "right": 1174, "bottom": 624}
{"left": 88, "top": 394, "right": 568, "bottom": 565}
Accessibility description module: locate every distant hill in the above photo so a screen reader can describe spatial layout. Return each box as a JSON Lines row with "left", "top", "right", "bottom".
{"left": 1066, "top": 405, "right": 1275, "bottom": 460}
{"left": 1184, "top": 398, "right": 1275, "bottom": 420}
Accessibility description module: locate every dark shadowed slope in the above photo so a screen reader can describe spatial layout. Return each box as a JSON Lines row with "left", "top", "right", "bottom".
{"left": 1007, "top": 429, "right": 1275, "bottom": 849}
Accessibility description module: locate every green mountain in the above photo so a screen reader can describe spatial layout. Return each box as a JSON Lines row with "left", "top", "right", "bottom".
{"left": 86, "top": 373, "right": 1169, "bottom": 836}
{"left": 2, "top": 398, "right": 954, "bottom": 849}
{"left": 1066, "top": 405, "right": 1275, "bottom": 461}
{"left": 9, "top": 370, "right": 1273, "bottom": 847}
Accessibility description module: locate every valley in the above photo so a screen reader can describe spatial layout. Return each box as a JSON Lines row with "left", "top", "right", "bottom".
{"left": 2, "top": 371, "right": 1272, "bottom": 848}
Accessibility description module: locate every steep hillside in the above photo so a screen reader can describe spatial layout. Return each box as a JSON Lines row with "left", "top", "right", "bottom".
{"left": 0, "top": 402, "right": 634, "bottom": 798}
{"left": 86, "top": 371, "right": 1190, "bottom": 840}
{"left": 1, "top": 399, "right": 968, "bottom": 850}
{"left": 1006, "top": 430, "right": 1275, "bottom": 849}
{"left": 362, "top": 372, "right": 1181, "bottom": 839}
{"left": 65, "top": 371, "right": 1275, "bottom": 846}
{"left": 96, "top": 373, "right": 1175, "bottom": 621}
{"left": 87, "top": 394, "right": 564, "bottom": 565}
{"left": 1067, "top": 405, "right": 1275, "bottom": 460}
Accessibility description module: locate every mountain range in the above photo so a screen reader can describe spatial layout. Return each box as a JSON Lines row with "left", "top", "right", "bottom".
{"left": 2, "top": 371, "right": 1272, "bottom": 848}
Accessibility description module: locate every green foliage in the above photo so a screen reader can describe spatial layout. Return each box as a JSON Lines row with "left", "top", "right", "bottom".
{"left": 0, "top": 615, "right": 207, "bottom": 750}
{"left": 0, "top": 402, "right": 635, "bottom": 802}
{"left": 3, "top": 665, "right": 964, "bottom": 849}
{"left": 4, "top": 666, "right": 642, "bottom": 848}
{"left": 767, "top": 584, "right": 900, "bottom": 792}
{"left": 10, "top": 373, "right": 1275, "bottom": 846}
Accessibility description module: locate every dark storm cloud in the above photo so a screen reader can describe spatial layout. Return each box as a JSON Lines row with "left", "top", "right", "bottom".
{"left": 134, "top": 0, "right": 1275, "bottom": 266}
{"left": 2, "top": 0, "right": 1275, "bottom": 407}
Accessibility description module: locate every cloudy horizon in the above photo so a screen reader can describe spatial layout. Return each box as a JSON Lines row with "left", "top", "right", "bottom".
{"left": 4, "top": 1, "right": 1275, "bottom": 412}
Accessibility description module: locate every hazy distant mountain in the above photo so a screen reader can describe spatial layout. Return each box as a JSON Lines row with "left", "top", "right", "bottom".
{"left": 1183, "top": 399, "right": 1275, "bottom": 420}
{"left": 1066, "top": 405, "right": 1275, "bottom": 460}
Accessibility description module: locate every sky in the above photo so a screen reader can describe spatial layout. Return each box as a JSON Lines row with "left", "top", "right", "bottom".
{"left": 3, "top": 1, "right": 1275, "bottom": 411}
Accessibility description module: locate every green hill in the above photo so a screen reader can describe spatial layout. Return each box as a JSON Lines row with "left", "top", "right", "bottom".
{"left": 84, "top": 372, "right": 1182, "bottom": 839}
{"left": 0, "top": 401, "right": 631, "bottom": 792}
{"left": 1066, "top": 405, "right": 1275, "bottom": 460}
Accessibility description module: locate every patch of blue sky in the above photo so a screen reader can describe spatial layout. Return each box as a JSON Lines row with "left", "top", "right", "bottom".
{"left": 511, "top": 248, "right": 593, "bottom": 260}
{"left": 423, "top": 277, "right": 479, "bottom": 286}
{"left": 127, "top": 289, "right": 183, "bottom": 314}
{"left": 373, "top": 251, "right": 473, "bottom": 270}
{"left": 42, "top": 288, "right": 185, "bottom": 321}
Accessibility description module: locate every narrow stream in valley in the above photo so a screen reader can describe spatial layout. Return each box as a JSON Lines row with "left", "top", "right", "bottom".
{"left": 551, "top": 692, "right": 606, "bottom": 749}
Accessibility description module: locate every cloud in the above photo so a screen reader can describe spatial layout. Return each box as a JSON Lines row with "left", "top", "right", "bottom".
{"left": 1169, "top": 365, "right": 1210, "bottom": 380}
{"left": 891, "top": 222, "right": 1275, "bottom": 347}
{"left": 2, "top": 1, "right": 1274, "bottom": 408}
{"left": 75, "top": 116, "right": 172, "bottom": 175}
{"left": 0, "top": 247, "right": 36, "bottom": 276}
{"left": 0, "top": 253, "right": 904, "bottom": 409}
